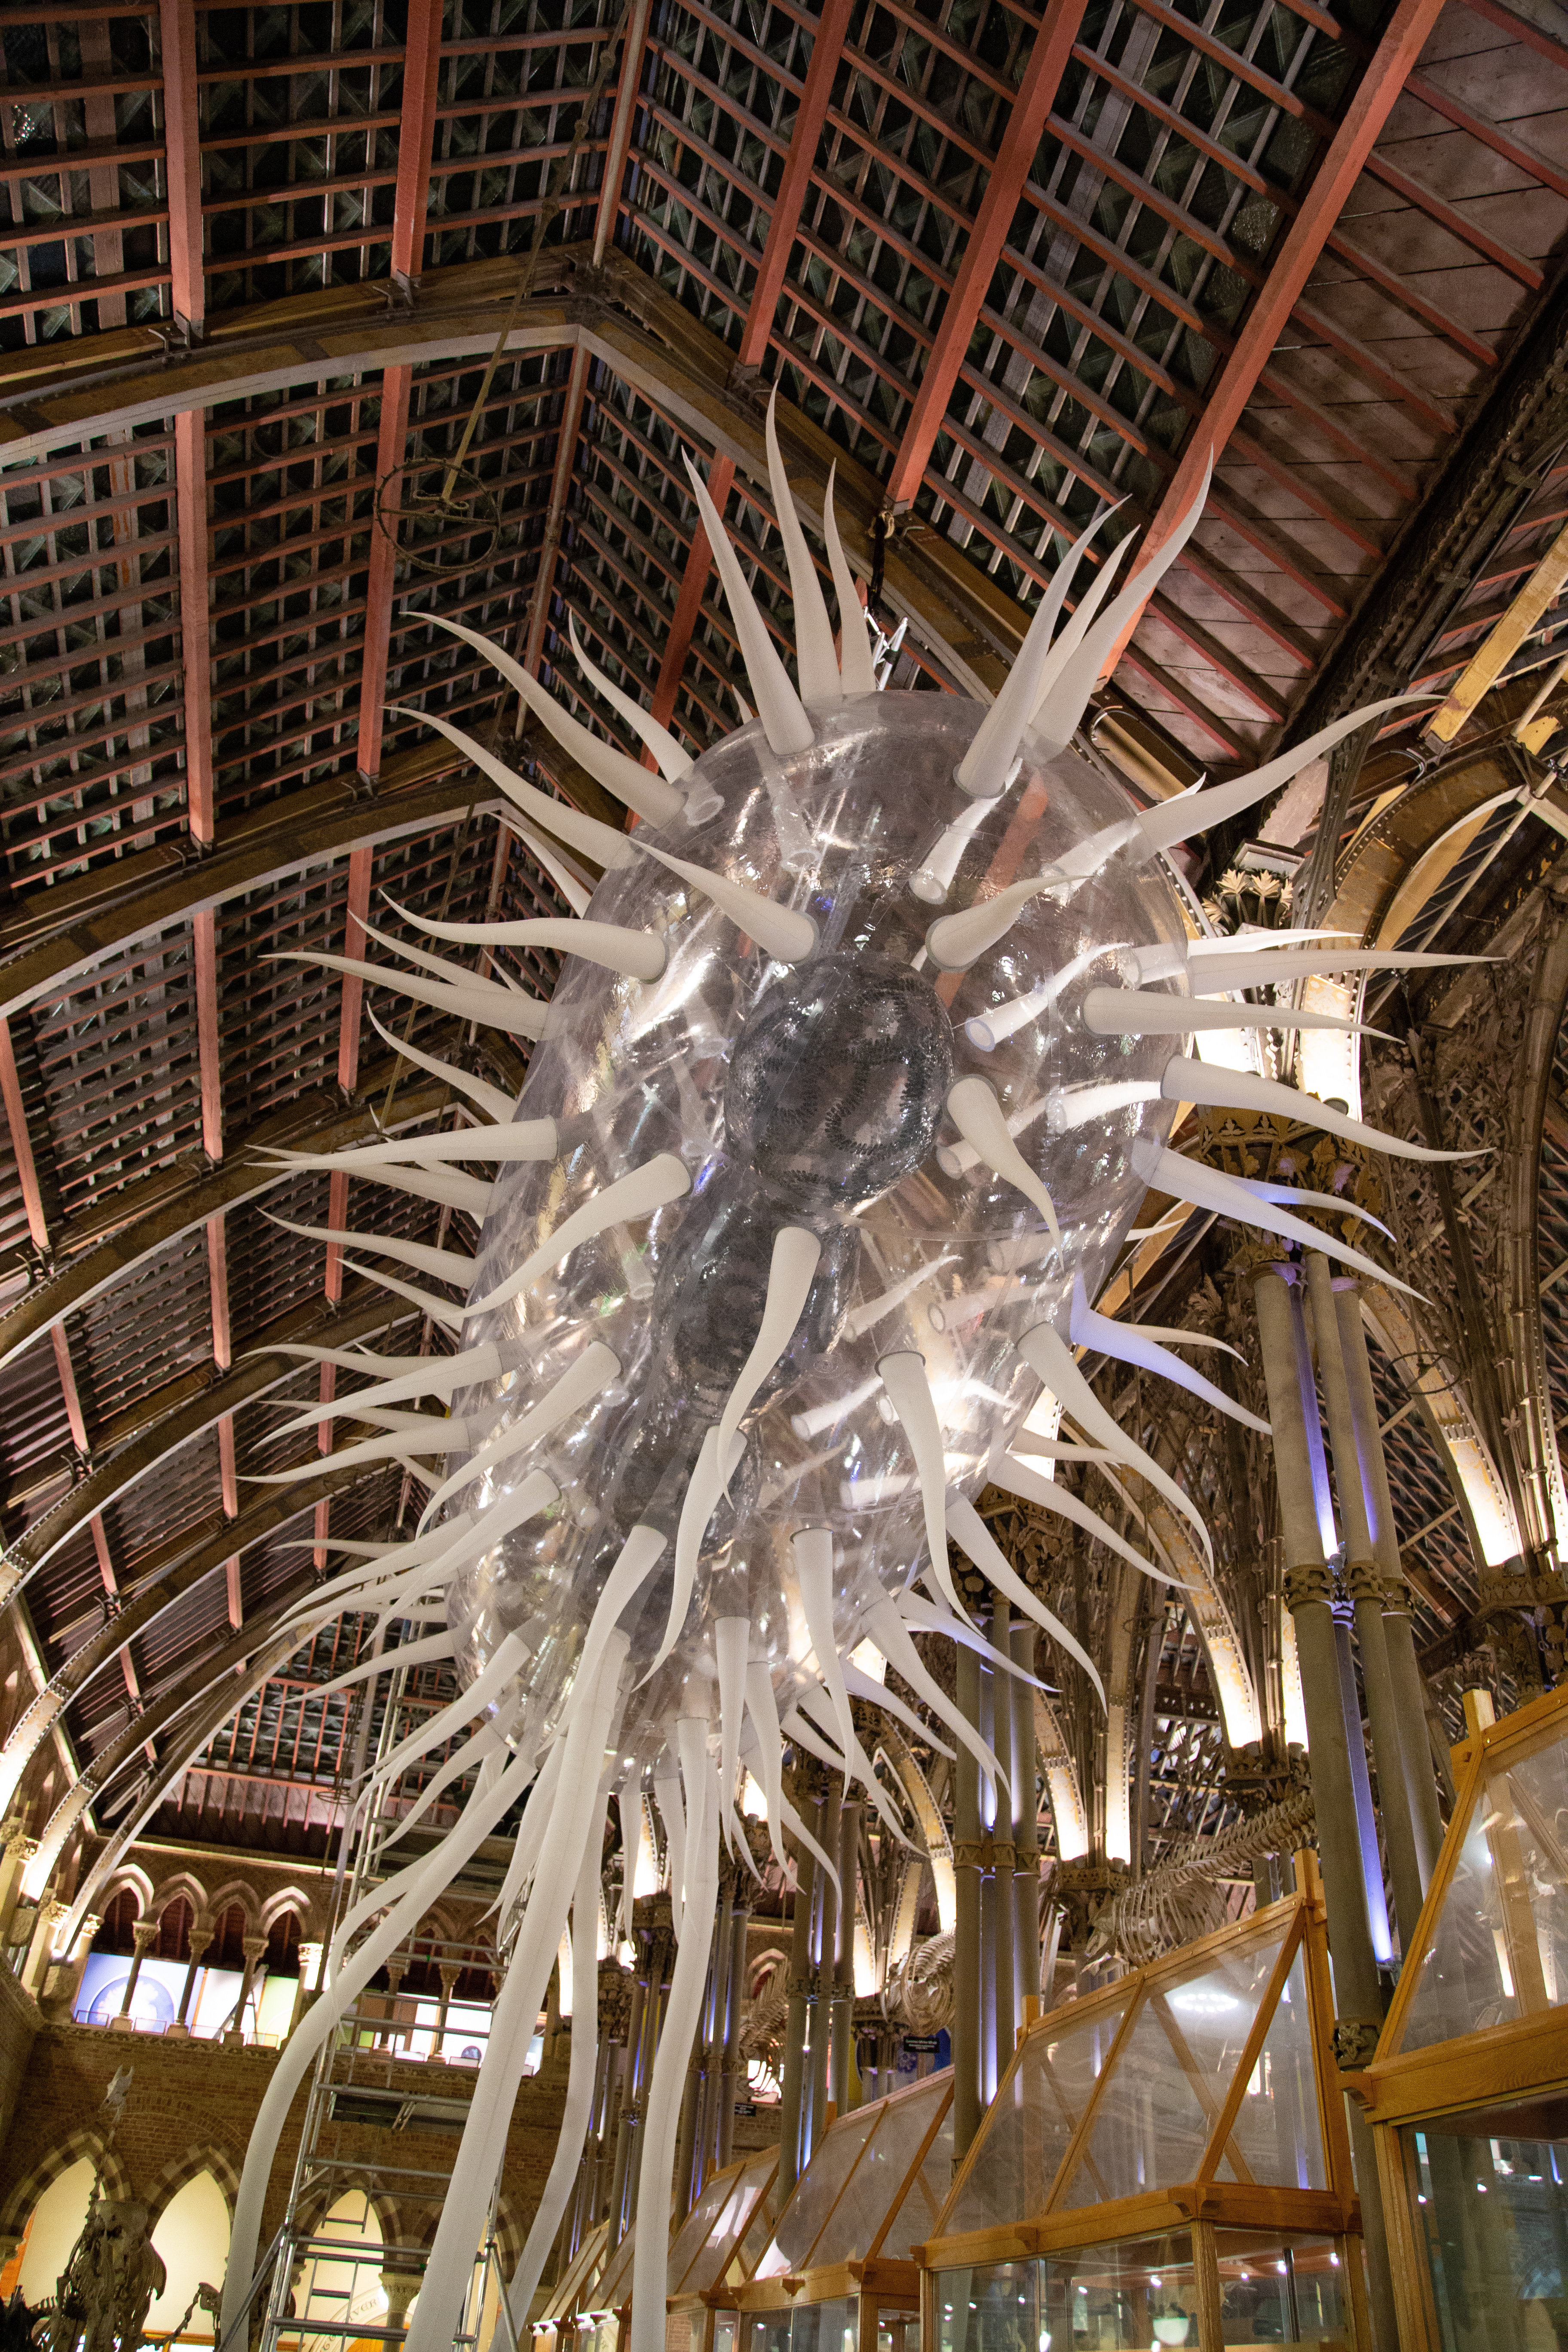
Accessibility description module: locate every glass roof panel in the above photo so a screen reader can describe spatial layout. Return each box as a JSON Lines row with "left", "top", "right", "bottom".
{"left": 940, "top": 1994, "right": 1130, "bottom": 2236}
{"left": 1057, "top": 1930, "right": 1287, "bottom": 2208}
{"left": 1396, "top": 1716, "right": 1568, "bottom": 2054}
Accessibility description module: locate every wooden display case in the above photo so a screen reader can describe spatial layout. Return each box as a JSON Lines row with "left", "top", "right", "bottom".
{"left": 1359, "top": 1684, "right": 1568, "bottom": 2352}
{"left": 916, "top": 1858, "right": 1367, "bottom": 2352}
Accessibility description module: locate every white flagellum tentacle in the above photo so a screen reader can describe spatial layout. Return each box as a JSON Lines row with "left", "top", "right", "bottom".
{"left": 1069, "top": 1272, "right": 1269, "bottom": 1436}
{"left": 1027, "top": 532, "right": 1135, "bottom": 734}
{"left": 716, "top": 1615, "right": 749, "bottom": 1836}
{"left": 655, "top": 1764, "right": 686, "bottom": 1943}
{"left": 1017, "top": 1318, "right": 1214, "bottom": 1568}
{"left": 1235, "top": 1176, "right": 1396, "bottom": 1243}
{"left": 876, "top": 1350, "right": 965, "bottom": 1616}
{"left": 842, "top": 1654, "right": 955, "bottom": 1755}
{"left": 635, "top": 839, "right": 818, "bottom": 965}
{"left": 964, "top": 941, "right": 1119, "bottom": 1052}
{"left": 262, "top": 1213, "right": 475, "bottom": 1287}
{"left": 628, "top": 1720, "right": 719, "bottom": 2352}
{"left": 506, "top": 1828, "right": 604, "bottom": 2327}
{"left": 843, "top": 1252, "right": 959, "bottom": 1340}
{"left": 957, "top": 501, "right": 1120, "bottom": 796}
{"left": 413, "top": 616, "right": 686, "bottom": 827}
{"left": 261, "top": 1118, "right": 558, "bottom": 1172}
{"left": 1183, "top": 945, "right": 1485, "bottom": 995}
{"left": 406, "top": 1640, "right": 628, "bottom": 2352}
{"left": 386, "top": 701, "right": 638, "bottom": 869}
{"left": 266, "top": 947, "right": 549, "bottom": 1039}
{"left": 379, "top": 892, "right": 668, "bottom": 983}
{"left": 364, "top": 1004, "right": 518, "bottom": 1122}
{"left": 926, "top": 875, "right": 1053, "bottom": 972}
{"left": 221, "top": 1742, "right": 539, "bottom": 2346}
{"left": 716, "top": 1225, "right": 821, "bottom": 1465}
{"left": 766, "top": 391, "right": 841, "bottom": 710}
{"left": 1129, "top": 1138, "right": 1423, "bottom": 1299}
{"left": 864, "top": 1596, "right": 1007, "bottom": 1800}
{"left": 945, "top": 1076, "right": 1063, "bottom": 1259}
{"left": 342, "top": 1257, "right": 467, "bottom": 1329}
{"left": 417, "top": 1346, "right": 621, "bottom": 1526}
{"left": 648, "top": 1426, "right": 747, "bottom": 1682}
{"left": 822, "top": 463, "right": 877, "bottom": 698}
{"left": 946, "top": 1493, "right": 1106, "bottom": 1706}
{"left": 1081, "top": 986, "right": 1379, "bottom": 1041}
{"left": 270, "top": 1339, "right": 514, "bottom": 1431}
{"left": 567, "top": 614, "right": 693, "bottom": 781}
{"left": 910, "top": 793, "right": 994, "bottom": 906}
{"left": 792, "top": 1527, "right": 858, "bottom": 1773}
{"left": 469, "top": 1152, "right": 693, "bottom": 1314}
{"left": 1136, "top": 699, "right": 1423, "bottom": 858}
{"left": 1160, "top": 1056, "right": 1484, "bottom": 1163}
{"left": 683, "top": 453, "right": 815, "bottom": 756}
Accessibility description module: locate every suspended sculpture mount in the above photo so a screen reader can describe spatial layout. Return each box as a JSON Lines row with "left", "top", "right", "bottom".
{"left": 175, "top": 400, "right": 1485, "bottom": 2352}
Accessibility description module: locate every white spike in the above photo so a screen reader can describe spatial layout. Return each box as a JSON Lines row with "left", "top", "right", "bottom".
{"left": 742, "top": 1663, "right": 801, "bottom": 1884}
{"left": 1026, "top": 536, "right": 1138, "bottom": 751}
{"left": 266, "top": 949, "right": 549, "bottom": 1040}
{"left": 655, "top": 1765, "right": 686, "bottom": 1940}
{"left": 864, "top": 1596, "right": 1006, "bottom": 1799}
{"left": 270, "top": 1339, "right": 513, "bottom": 1433}
{"left": 957, "top": 502, "right": 1121, "bottom": 796}
{"left": 682, "top": 453, "right": 814, "bottom": 755}
{"left": 1194, "top": 927, "right": 1357, "bottom": 956}
{"left": 386, "top": 702, "right": 636, "bottom": 870}
{"left": 247, "top": 1422, "right": 458, "bottom": 1484}
{"left": 843, "top": 1251, "right": 960, "bottom": 1340}
{"left": 262, "top": 1214, "right": 474, "bottom": 1288}
{"left": 875, "top": 1350, "right": 965, "bottom": 1616}
{"left": 790, "top": 1683, "right": 919, "bottom": 1850}
{"left": 925, "top": 874, "right": 1053, "bottom": 972}
{"left": 766, "top": 392, "right": 841, "bottom": 709}
{"left": 1137, "top": 700, "right": 1424, "bottom": 857}
{"left": 364, "top": 1006, "right": 517, "bottom": 1122}
{"left": 495, "top": 813, "right": 596, "bottom": 915}
{"left": 1069, "top": 1271, "right": 1269, "bottom": 1434}
{"left": 792, "top": 1528, "right": 859, "bottom": 1771}
{"left": 647, "top": 1427, "right": 747, "bottom": 1683}
{"left": 1184, "top": 945, "right": 1486, "bottom": 995}
{"left": 379, "top": 892, "right": 667, "bottom": 984}
{"left": 414, "top": 617, "right": 686, "bottom": 827}
{"left": 945, "top": 1494, "right": 1106, "bottom": 1706}
{"left": 963, "top": 942, "right": 1115, "bottom": 1051}
{"left": 716, "top": 1225, "right": 821, "bottom": 1467}
{"left": 357, "top": 911, "right": 526, "bottom": 999}
{"left": 417, "top": 1346, "right": 621, "bottom": 1527}
{"left": 841, "top": 1654, "right": 955, "bottom": 1755}
{"left": 945, "top": 1077, "right": 1063, "bottom": 1258}
{"left": 899, "top": 1588, "right": 1041, "bottom": 1697}
{"left": 937, "top": 1091, "right": 1051, "bottom": 1179}
{"left": 1235, "top": 1176, "right": 1396, "bottom": 1243}
{"left": 822, "top": 464, "right": 877, "bottom": 698}
{"left": 567, "top": 616, "right": 693, "bottom": 782}
{"left": 716, "top": 1616, "right": 748, "bottom": 1838}
{"left": 469, "top": 1152, "right": 692, "bottom": 1314}
{"left": 986, "top": 1445, "right": 1188, "bottom": 1586}
{"left": 260, "top": 1119, "right": 558, "bottom": 1172}
{"left": 1044, "top": 1078, "right": 1161, "bottom": 1134}
{"left": 1083, "top": 986, "right": 1383, "bottom": 1042}
{"left": 575, "top": 1522, "right": 670, "bottom": 1711}
{"left": 910, "top": 793, "right": 994, "bottom": 906}
{"left": 309, "top": 1628, "right": 456, "bottom": 1701}
{"left": 340, "top": 1258, "right": 465, "bottom": 1329}
{"left": 1031, "top": 457, "right": 1213, "bottom": 754}
{"left": 636, "top": 839, "right": 818, "bottom": 965}
{"left": 505, "top": 1828, "right": 604, "bottom": 2329}
{"left": 1018, "top": 1318, "right": 1214, "bottom": 1567}
{"left": 1129, "top": 1138, "right": 1424, "bottom": 1298}
{"left": 319, "top": 1159, "right": 492, "bottom": 1219}
{"left": 790, "top": 1371, "right": 884, "bottom": 1440}
{"left": 1160, "top": 1055, "right": 1484, "bottom": 1163}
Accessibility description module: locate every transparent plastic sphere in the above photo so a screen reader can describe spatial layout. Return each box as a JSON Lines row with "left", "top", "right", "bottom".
{"left": 444, "top": 689, "right": 1188, "bottom": 1764}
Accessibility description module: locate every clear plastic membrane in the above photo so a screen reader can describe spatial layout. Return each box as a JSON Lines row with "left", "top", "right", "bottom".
{"left": 444, "top": 690, "right": 1186, "bottom": 1765}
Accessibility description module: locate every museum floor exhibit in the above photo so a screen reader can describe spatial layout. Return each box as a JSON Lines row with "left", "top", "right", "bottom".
{"left": 4, "top": 0, "right": 1568, "bottom": 2346}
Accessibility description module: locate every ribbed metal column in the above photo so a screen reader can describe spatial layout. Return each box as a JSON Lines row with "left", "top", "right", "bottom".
{"left": 1011, "top": 1620, "right": 1041, "bottom": 2017}
{"left": 830, "top": 1795, "right": 860, "bottom": 2111}
{"left": 952, "top": 1638, "right": 984, "bottom": 2162}
{"left": 807, "top": 1777, "right": 840, "bottom": 2144}
{"left": 1332, "top": 1275, "right": 1446, "bottom": 1887}
{"left": 1307, "top": 1252, "right": 1427, "bottom": 1952}
{"left": 717, "top": 1893, "right": 749, "bottom": 2168}
{"left": 1252, "top": 1259, "right": 1397, "bottom": 2352}
{"left": 776, "top": 1798, "right": 818, "bottom": 2201}
{"left": 989, "top": 1592, "right": 1014, "bottom": 2092}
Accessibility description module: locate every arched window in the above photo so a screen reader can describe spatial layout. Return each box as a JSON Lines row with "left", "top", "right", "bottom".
{"left": 209, "top": 1902, "right": 249, "bottom": 1972}
{"left": 92, "top": 1889, "right": 139, "bottom": 1956}
{"left": 157, "top": 1897, "right": 194, "bottom": 1964}
{"left": 148, "top": 2171, "right": 230, "bottom": 2337}
{"left": 17, "top": 2158, "right": 97, "bottom": 2306}
{"left": 265, "top": 1910, "right": 301, "bottom": 1977}
{"left": 296, "top": 2191, "right": 386, "bottom": 2343}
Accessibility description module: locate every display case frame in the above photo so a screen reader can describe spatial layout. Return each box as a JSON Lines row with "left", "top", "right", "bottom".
{"left": 1359, "top": 1681, "right": 1568, "bottom": 2352}
{"left": 723, "top": 2072, "right": 955, "bottom": 2352}
{"left": 916, "top": 1856, "right": 1369, "bottom": 2352}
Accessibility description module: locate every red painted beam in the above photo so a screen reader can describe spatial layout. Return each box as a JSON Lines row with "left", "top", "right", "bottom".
{"left": 0, "top": 1017, "right": 49, "bottom": 1251}
{"left": 647, "top": 0, "right": 851, "bottom": 733}
{"left": 1106, "top": 0, "right": 1454, "bottom": 672}
{"left": 159, "top": 0, "right": 203, "bottom": 329}
{"left": 885, "top": 0, "right": 1091, "bottom": 513}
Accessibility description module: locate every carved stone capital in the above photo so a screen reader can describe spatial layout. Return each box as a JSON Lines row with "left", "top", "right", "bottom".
{"left": 1333, "top": 2015, "right": 1382, "bottom": 2070}
{"left": 1343, "top": 1557, "right": 1385, "bottom": 1605}
{"left": 1283, "top": 1561, "right": 1336, "bottom": 1612}
{"left": 130, "top": 1920, "right": 159, "bottom": 1957}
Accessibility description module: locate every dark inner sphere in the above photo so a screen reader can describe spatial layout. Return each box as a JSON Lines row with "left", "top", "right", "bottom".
{"left": 723, "top": 951, "right": 954, "bottom": 1216}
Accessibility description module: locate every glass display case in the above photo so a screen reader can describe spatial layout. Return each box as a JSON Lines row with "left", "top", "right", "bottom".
{"left": 918, "top": 1858, "right": 1367, "bottom": 2352}
{"left": 556, "top": 2150, "right": 781, "bottom": 2352}
{"left": 529, "top": 2220, "right": 609, "bottom": 2352}
{"left": 1362, "top": 1684, "right": 1568, "bottom": 2352}
{"left": 729, "top": 2072, "right": 953, "bottom": 2352}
